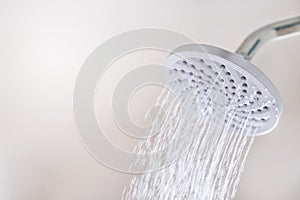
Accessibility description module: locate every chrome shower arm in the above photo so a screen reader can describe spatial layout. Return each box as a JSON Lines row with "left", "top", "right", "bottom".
{"left": 236, "top": 16, "right": 300, "bottom": 60}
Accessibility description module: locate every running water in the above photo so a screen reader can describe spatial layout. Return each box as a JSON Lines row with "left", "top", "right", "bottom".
{"left": 122, "top": 60, "right": 257, "bottom": 200}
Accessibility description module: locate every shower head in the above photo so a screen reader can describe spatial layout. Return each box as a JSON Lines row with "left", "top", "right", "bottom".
{"left": 164, "top": 16, "right": 300, "bottom": 136}
{"left": 165, "top": 44, "right": 281, "bottom": 136}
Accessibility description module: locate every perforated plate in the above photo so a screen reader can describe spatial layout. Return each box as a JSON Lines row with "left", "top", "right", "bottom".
{"left": 164, "top": 44, "right": 282, "bottom": 136}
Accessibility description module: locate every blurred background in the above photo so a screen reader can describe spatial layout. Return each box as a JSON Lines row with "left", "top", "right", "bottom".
{"left": 0, "top": 0, "right": 300, "bottom": 199}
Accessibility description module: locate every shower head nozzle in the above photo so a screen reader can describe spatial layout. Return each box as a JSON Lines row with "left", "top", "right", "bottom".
{"left": 164, "top": 44, "right": 282, "bottom": 136}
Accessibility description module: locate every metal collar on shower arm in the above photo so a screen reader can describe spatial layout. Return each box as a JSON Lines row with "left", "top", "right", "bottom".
{"left": 236, "top": 16, "right": 300, "bottom": 60}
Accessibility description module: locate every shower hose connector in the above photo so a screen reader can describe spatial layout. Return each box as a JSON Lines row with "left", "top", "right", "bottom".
{"left": 236, "top": 16, "right": 300, "bottom": 60}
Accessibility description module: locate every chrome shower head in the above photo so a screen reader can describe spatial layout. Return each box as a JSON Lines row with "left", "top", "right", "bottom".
{"left": 165, "top": 44, "right": 281, "bottom": 135}
{"left": 164, "top": 16, "right": 300, "bottom": 135}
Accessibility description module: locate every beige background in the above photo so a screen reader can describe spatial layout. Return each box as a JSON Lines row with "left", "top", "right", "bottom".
{"left": 0, "top": 0, "right": 300, "bottom": 199}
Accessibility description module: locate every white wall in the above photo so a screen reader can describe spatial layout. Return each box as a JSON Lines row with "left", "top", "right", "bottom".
{"left": 0, "top": 0, "right": 300, "bottom": 199}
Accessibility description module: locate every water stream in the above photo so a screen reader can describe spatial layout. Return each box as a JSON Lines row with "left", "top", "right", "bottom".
{"left": 122, "top": 66, "right": 256, "bottom": 200}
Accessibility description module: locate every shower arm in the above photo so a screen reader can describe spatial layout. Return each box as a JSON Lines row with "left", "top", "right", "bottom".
{"left": 236, "top": 16, "right": 300, "bottom": 60}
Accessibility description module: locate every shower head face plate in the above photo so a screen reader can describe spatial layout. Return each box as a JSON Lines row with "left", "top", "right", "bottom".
{"left": 164, "top": 44, "right": 282, "bottom": 136}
